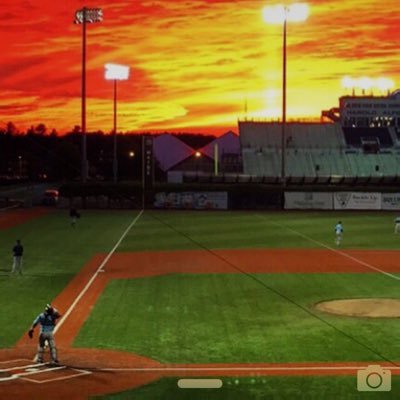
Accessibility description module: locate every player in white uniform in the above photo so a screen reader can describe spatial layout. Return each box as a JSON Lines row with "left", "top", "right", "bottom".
{"left": 394, "top": 217, "right": 400, "bottom": 234}
{"left": 334, "top": 221, "right": 343, "bottom": 246}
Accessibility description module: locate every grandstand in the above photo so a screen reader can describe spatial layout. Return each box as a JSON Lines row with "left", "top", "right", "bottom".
{"left": 239, "top": 91, "right": 400, "bottom": 180}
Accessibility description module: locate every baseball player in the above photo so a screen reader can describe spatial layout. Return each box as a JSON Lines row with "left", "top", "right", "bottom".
{"left": 394, "top": 217, "right": 400, "bottom": 234}
{"left": 69, "top": 208, "right": 80, "bottom": 227}
{"left": 11, "top": 239, "right": 24, "bottom": 274}
{"left": 334, "top": 221, "right": 343, "bottom": 246}
{"left": 28, "top": 304, "right": 61, "bottom": 364}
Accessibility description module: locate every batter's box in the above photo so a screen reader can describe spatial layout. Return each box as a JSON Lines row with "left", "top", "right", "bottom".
{"left": 0, "top": 359, "right": 34, "bottom": 367}
{"left": 21, "top": 367, "right": 91, "bottom": 384}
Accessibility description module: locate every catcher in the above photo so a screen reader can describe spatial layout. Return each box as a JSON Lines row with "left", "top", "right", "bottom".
{"left": 28, "top": 304, "right": 61, "bottom": 364}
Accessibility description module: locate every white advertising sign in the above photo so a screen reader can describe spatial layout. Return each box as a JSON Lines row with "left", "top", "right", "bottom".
{"left": 154, "top": 192, "right": 228, "bottom": 210}
{"left": 381, "top": 193, "right": 400, "bottom": 210}
{"left": 333, "top": 192, "right": 381, "bottom": 210}
{"left": 285, "top": 192, "right": 333, "bottom": 209}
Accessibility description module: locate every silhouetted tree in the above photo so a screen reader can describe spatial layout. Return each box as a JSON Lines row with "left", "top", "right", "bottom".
{"left": 34, "top": 123, "right": 47, "bottom": 136}
{"left": 6, "top": 121, "right": 18, "bottom": 135}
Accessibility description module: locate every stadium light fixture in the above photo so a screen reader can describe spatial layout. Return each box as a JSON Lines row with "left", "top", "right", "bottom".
{"left": 341, "top": 76, "right": 395, "bottom": 96}
{"left": 358, "top": 76, "right": 373, "bottom": 95}
{"left": 263, "top": 3, "right": 309, "bottom": 188}
{"left": 262, "top": 3, "right": 309, "bottom": 23}
{"left": 74, "top": 7, "right": 103, "bottom": 183}
{"left": 105, "top": 63, "right": 130, "bottom": 81}
{"left": 105, "top": 63, "right": 130, "bottom": 183}
{"left": 376, "top": 77, "right": 394, "bottom": 94}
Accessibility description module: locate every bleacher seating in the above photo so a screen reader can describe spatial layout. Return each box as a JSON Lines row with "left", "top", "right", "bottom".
{"left": 239, "top": 121, "right": 400, "bottom": 178}
{"left": 342, "top": 127, "right": 393, "bottom": 147}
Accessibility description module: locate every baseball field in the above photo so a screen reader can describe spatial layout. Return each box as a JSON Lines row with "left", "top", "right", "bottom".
{"left": 1, "top": 207, "right": 400, "bottom": 399}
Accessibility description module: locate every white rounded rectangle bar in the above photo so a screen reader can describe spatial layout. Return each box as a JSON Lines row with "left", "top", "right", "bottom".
{"left": 177, "top": 378, "right": 223, "bottom": 389}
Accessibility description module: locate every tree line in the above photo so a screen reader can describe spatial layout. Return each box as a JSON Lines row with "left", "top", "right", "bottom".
{"left": 0, "top": 122, "right": 215, "bottom": 182}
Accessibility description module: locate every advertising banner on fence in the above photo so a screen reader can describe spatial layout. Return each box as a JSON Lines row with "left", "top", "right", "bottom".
{"left": 333, "top": 192, "right": 381, "bottom": 210}
{"left": 382, "top": 193, "right": 400, "bottom": 210}
{"left": 285, "top": 192, "right": 333, "bottom": 209}
{"left": 154, "top": 192, "right": 228, "bottom": 210}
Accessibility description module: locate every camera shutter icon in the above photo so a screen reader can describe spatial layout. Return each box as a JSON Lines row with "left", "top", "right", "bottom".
{"left": 357, "top": 365, "right": 391, "bottom": 392}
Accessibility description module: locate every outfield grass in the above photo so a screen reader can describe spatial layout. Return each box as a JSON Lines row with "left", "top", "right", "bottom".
{"left": 74, "top": 273, "right": 400, "bottom": 363}
{"left": 2, "top": 209, "right": 399, "bottom": 350}
{"left": 119, "top": 211, "right": 400, "bottom": 251}
{"left": 2, "top": 209, "right": 400, "bottom": 398}
{"left": 0, "top": 210, "right": 141, "bottom": 347}
{"left": 93, "top": 376, "right": 400, "bottom": 400}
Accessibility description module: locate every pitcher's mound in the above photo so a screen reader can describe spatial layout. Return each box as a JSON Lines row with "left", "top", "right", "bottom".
{"left": 315, "top": 298, "right": 400, "bottom": 318}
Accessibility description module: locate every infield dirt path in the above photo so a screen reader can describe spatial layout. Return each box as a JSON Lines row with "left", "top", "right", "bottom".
{"left": 2, "top": 248, "right": 400, "bottom": 399}
{"left": 0, "top": 208, "right": 50, "bottom": 230}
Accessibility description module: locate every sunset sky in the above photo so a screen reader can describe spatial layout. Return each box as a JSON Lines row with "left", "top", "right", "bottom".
{"left": 1, "top": 0, "right": 399, "bottom": 135}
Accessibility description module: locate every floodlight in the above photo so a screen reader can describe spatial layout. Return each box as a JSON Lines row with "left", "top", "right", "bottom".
{"left": 104, "top": 63, "right": 131, "bottom": 183}
{"left": 105, "top": 63, "right": 130, "bottom": 81}
{"left": 74, "top": 6, "right": 103, "bottom": 182}
{"left": 358, "top": 76, "right": 373, "bottom": 91}
{"left": 262, "top": 5, "right": 285, "bottom": 24}
{"left": 376, "top": 77, "right": 394, "bottom": 92}
{"left": 262, "top": 2, "right": 309, "bottom": 185}
{"left": 287, "top": 3, "right": 309, "bottom": 22}
{"left": 75, "top": 8, "right": 103, "bottom": 24}
{"left": 341, "top": 76, "right": 354, "bottom": 89}
{"left": 262, "top": 3, "right": 309, "bottom": 24}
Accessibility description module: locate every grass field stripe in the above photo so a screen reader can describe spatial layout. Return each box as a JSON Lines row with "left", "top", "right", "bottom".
{"left": 267, "top": 218, "right": 400, "bottom": 281}
{"left": 151, "top": 212, "right": 400, "bottom": 367}
{"left": 54, "top": 209, "right": 144, "bottom": 334}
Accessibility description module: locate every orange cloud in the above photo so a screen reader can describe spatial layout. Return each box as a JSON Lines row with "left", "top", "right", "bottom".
{"left": 1, "top": 0, "right": 399, "bottom": 135}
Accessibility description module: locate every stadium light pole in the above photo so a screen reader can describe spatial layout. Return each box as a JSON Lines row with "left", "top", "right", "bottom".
{"left": 105, "top": 63, "right": 130, "bottom": 183}
{"left": 262, "top": 3, "right": 309, "bottom": 186}
{"left": 74, "top": 7, "right": 103, "bottom": 182}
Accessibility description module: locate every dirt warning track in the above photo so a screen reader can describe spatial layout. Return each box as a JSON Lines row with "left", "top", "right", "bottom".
{"left": 0, "top": 207, "right": 50, "bottom": 230}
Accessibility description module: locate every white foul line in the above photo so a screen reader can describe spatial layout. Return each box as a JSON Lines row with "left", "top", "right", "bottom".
{"left": 262, "top": 216, "right": 400, "bottom": 282}
{"left": 54, "top": 209, "right": 144, "bottom": 334}
{"left": 0, "top": 362, "right": 49, "bottom": 372}
{"left": 97, "top": 365, "right": 400, "bottom": 372}
{"left": 21, "top": 368, "right": 92, "bottom": 384}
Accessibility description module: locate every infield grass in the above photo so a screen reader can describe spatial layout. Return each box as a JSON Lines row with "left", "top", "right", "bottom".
{"left": 74, "top": 273, "right": 400, "bottom": 364}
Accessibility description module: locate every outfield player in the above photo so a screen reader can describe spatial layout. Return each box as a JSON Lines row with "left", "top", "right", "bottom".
{"left": 11, "top": 239, "right": 24, "bottom": 274}
{"left": 28, "top": 304, "right": 61, "bottom": 364}
{"left": 69, "top": 208, "right": 80, "bottom": 227}
{"left": 334, "top": 221, "right": 343, "bottom": 246}
{"left": 394, "top": 217, "right": 400, "bottom": 234}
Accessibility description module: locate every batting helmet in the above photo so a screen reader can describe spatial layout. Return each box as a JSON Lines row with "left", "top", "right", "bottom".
{"left": 45, "top": 304, "right": 54, "bottom": 315}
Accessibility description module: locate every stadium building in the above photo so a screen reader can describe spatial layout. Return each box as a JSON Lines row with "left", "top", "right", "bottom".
{"left": 239, "top": 90, "right": 400, "bottom": 183}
